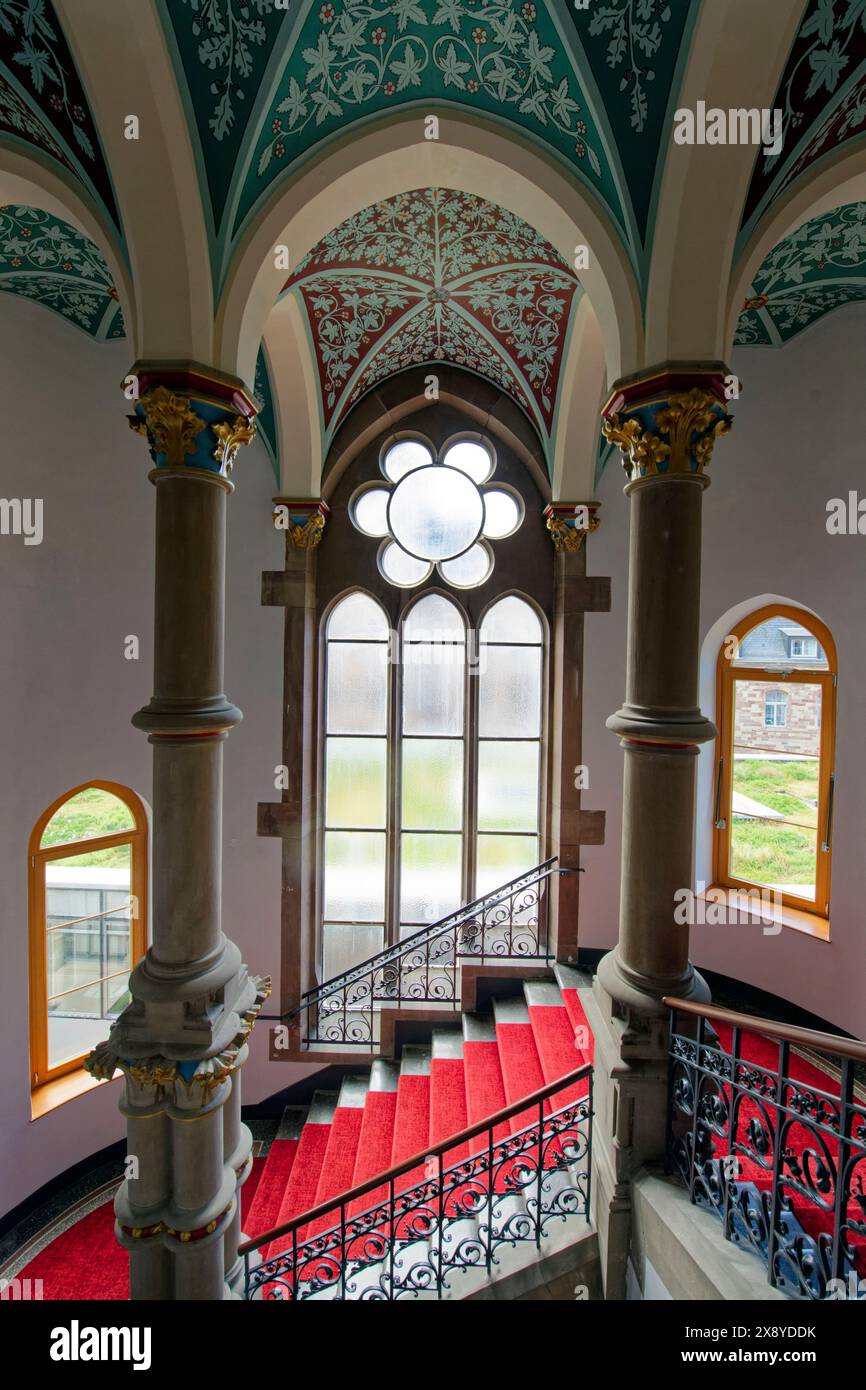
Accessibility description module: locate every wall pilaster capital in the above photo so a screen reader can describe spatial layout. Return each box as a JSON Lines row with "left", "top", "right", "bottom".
{"left": 273, "top": 497, "right": 329, "bottom": 549}
{"left": 544, "top": 501, "right": 600, "bottom": 553}
{"left": 125, "top": 361, "right": 258, "bottom": 485}
{"left": 601, "top": 364, "right": 734, "bottom": 486}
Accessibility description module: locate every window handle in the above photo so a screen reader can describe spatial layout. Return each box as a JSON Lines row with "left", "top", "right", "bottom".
{"left": 821, "top": 772, "right": 835, "bottom": 853}
{"left": 714, "top": 758, "right": 726, "bottom": 830}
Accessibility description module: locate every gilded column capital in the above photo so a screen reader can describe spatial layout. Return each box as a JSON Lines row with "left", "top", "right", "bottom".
{"left": 125, "top": 362, "right": 258, "bottom": 484}
{"left": 273, "top": 498, "right": 329, "bottom": 550}
{"left": 544, "top": 501, "right": 600, "bottom": 553}
{"left": 601, "top": 365, "right": 734, "bottom": 485}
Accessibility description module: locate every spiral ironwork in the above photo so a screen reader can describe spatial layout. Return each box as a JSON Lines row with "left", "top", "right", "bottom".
{"left": 245, "top": 1076, "right": 592, "bottom": 1302}
{"left": 280, "top": 859, "right": 562, "bottom": 1052}
{"left": 667, "top": 1008, "right": 866, "bottom": 1300}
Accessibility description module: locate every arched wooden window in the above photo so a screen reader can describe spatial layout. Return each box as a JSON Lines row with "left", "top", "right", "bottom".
{"left": 319, "top": 590, "right": 545, "bottom": 981}
{"left": 29, "top": 781, "right": 148, "bottom": 1089}
{"left": 714, "top": 606, "right": 837, "bottom": 919}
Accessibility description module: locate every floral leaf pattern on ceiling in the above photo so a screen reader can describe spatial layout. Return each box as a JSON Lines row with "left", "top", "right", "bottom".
{"left": 0, "top": 0, "right": 120, "bottom": 228}
{"left": 741, "top": 0, "right": 866, "bottom": 233}
{"left": 164, "top": 0, "right": 289, "bottom": 218}
{"left": 0, "top": 204, "right": 124, "bottom": 338}
{"left": 567, "top": 0, "right": 691, "bottom": 241}
{"left": 734, "top": 200, "right": 866, "bottom": 346}
{"left": 284, "top": 187, "right": 581, "bottom": 453}
{"left": 234, "top": 0, "right": 623, "bottom": 242}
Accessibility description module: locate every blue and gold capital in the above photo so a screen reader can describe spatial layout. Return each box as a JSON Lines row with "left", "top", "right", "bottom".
{"left": 126, "top": 363, "right": 258, "bottom": 484}
{"left": 601, "top": 365, "right": 733, "bottom": 486}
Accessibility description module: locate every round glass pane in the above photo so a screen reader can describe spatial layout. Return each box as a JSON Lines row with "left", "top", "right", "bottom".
{"left": 388, "top": 465, "right": 484, "bottom": 561}
{"left": 439, "top": 542, "right": 493, "bottom": 589}
{"left": 442, "top": 439, "right": 494, "bottom": 484}
{"left": 382, "top": 439, "right": 433, "bottom": 483}
{"left": 481, "top": 488, "right": 522, "bottom": 540}
{"left": 379, "top": 541, "right": 432, "bottom": 588}
{"left": 352, "top": 487, "right": 390, "bottom": 537}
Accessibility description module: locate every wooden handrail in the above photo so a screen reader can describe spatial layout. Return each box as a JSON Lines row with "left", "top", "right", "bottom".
{"left": 239, "top": 1060, "right": 592, "bottom": 1257}
{"left": 664, "top": 996, "right": 866, "bottom": 1064}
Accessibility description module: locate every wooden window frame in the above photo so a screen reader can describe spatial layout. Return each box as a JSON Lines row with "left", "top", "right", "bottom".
{"left": 713, "top": 605, "right": 837, "bottom": 921}
{"left": 28, "top": 780, "right": 148, "bottom": 1092}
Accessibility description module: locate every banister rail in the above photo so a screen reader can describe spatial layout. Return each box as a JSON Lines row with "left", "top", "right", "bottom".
{"left": 240, "top": 1060, "right": 593, "bottom": 1301}
{"left": 663, "top": 996, "right": 866, "bottom": 1063}
{"left": 265, "top": 857, "right": 578, "bottom": 1051}
{"left": 240, "top": 1060, "right": 591, "bottom": 1256}
{"left": 664, "top": 998, "right": 866, "bottom": 1300}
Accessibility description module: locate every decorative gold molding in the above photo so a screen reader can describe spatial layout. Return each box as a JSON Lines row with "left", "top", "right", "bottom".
{"left": 84, "top": 976, "right": 272, "bottom": 1104}
{"left": 212, "top": 416, "right": 257, "bottom": 474}
{"left": 273, "top": 500, "right": 329, "bottom": 550}
{"left": 128, "top": 387, "right": 202, "bottom": 468}
{"left": 603, "top": 388, "right": 731, "bottom": 482}
{"left": 290, "top": 511, "right": 325, "bottom": 549}
{"left": 546, "top": 512, "right": 600, "bottom": 553}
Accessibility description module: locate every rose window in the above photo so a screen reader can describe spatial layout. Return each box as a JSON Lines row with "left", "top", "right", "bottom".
{"left": 350, "top": 436, "right": 524, "bottom": 590}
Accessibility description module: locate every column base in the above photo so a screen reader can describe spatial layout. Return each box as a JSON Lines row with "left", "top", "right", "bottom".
{"left": 596, "top": 946, "right": 710, "bottom": 1020}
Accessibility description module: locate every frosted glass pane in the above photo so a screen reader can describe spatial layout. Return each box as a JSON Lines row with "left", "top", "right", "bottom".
{"left": 479, "top": 646, "right": 541, "bottom": 737}
{"left": 388, "top": 465, "right": 483, "bottom": 561}
{"left": 481, "top": 596, "right": 542, "bottom": 644}
{"left": 402, "top": 739, "right": 463, "bottom": 829}
{"left": 323, "top": 923, "right": 384, "bottom": 982}
{"left": 442, "top": 439, "right": 494, "bottom": 483}
{"left": 352, "top": 487, "right": 390, "bottom": 537}
{"left": 481, "top": 489, "right": 522, "bottom": 539}
{"left": 327, "top": 642, "right": 388, "bottom": 734}
{"left": 382, "top": 438, "right": 433, "bottom": 482}
{"left": 403, "top": 656, "right": 464, "bottom": 734}
{"left": 476, "top": 835, "right": 539, "bottom": 896}
{"left": 404, "top": 593, "right": 465, "bottom": 641}
{"left": 439, "top": 542, "right": 492, "bottom": 589}
{"left": 478, "top": 742, "right": 539, "bottom": 832}
{"left": 323, "top": 831, "right": 386, "bottom": 921}
{"left": 401, "top": 833, "right": 462, "bottom": 923}
{"left": 328, "top": 593, "right": 389, "bottom": 640}
{"left": 380, "top": 541, "right": 431, "bottom": 588}
{"left": 325, "top": 738, "right": 386, "bottom": 828}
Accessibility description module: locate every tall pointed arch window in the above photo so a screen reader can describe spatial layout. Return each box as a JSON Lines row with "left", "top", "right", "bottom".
{"left": 29, "top": 782, "right": 148, "bottom": 1090}
{"left": 320, "top": 591, "right": 545, "bottom": 981}
{"left": 714, "top": 606, "right": 837, "bottom": 919}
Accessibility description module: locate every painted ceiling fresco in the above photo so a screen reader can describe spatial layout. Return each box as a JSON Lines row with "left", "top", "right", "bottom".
{"left": 284, "top": 186, "right": 582, "bottom": 453}
{"left": 0, "top": 204, "right": 124, "bottom": 338}
{"left": 735, "top": 200, "right": 866, "bottom": 346}
{"left": 739, "top": 0, "right": 866, "bottom": 245}
{"left": 161, "top": 0, "right": 695, "bottom": 283}
{"left": 0, "top": 0, "right": 120, "bottom": 231}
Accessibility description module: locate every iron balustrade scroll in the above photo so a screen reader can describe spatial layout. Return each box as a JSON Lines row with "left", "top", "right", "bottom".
{"left": 240, "top": 1063, "right": 592, "bottom": 1301}
{"left": 665, "top": 997, "right": 866, "bottom": 1300}
{"left": 264, "top": 858, "right": 577, "bottom": 1051}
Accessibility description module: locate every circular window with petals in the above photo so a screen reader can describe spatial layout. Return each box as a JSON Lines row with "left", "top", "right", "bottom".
{"left": 349, "top": 435, "right": 522, "bottom": 590}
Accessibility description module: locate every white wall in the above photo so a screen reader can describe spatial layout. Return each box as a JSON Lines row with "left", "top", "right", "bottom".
{"left": 0, "top": 295, "right": 309, "bottom": 1219}
{"left": 581, "top": 305, "right": 866, "bottom": 1039}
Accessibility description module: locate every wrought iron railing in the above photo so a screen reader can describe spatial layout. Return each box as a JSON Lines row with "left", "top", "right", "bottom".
{"left": 665, "top": 997, "right": 866, "bottom": 1300}
{"left": 265, "top": 858, "right": 574, "bottom": 1051}
{"left": 240, "top": 1063, "right": 592, "bottom": 1301}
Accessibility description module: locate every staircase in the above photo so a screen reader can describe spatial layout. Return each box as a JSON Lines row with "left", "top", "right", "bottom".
{"left": 242, "top": 970, "right": 596, "bottom": 1300}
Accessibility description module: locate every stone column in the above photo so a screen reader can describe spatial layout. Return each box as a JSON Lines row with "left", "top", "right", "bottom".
{"left": 85, "top": 365, "right": 270, "bottom": 1300}
{"left": 258, "top": 501, "right": 327, "bottom": 1054}
{"left": 544, "top": 503, "right": 609, "bottom": 965}
{"left": 581, "top": 365, "right": 733, "bottom": 1298}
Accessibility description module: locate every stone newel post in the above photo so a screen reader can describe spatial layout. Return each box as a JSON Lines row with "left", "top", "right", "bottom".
{"left": 583, "top": 364, "right": 733, "bottom": 1297}
{"left": 85, "top": 365, "right": 270, "bottom": 1301}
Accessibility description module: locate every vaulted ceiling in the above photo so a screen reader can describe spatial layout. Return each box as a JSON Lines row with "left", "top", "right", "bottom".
{"left": 285, "top": 187, "right": 581, "bottom": 447}
{"left": 1, "top": 0, "right": 866, "bottom": 483}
